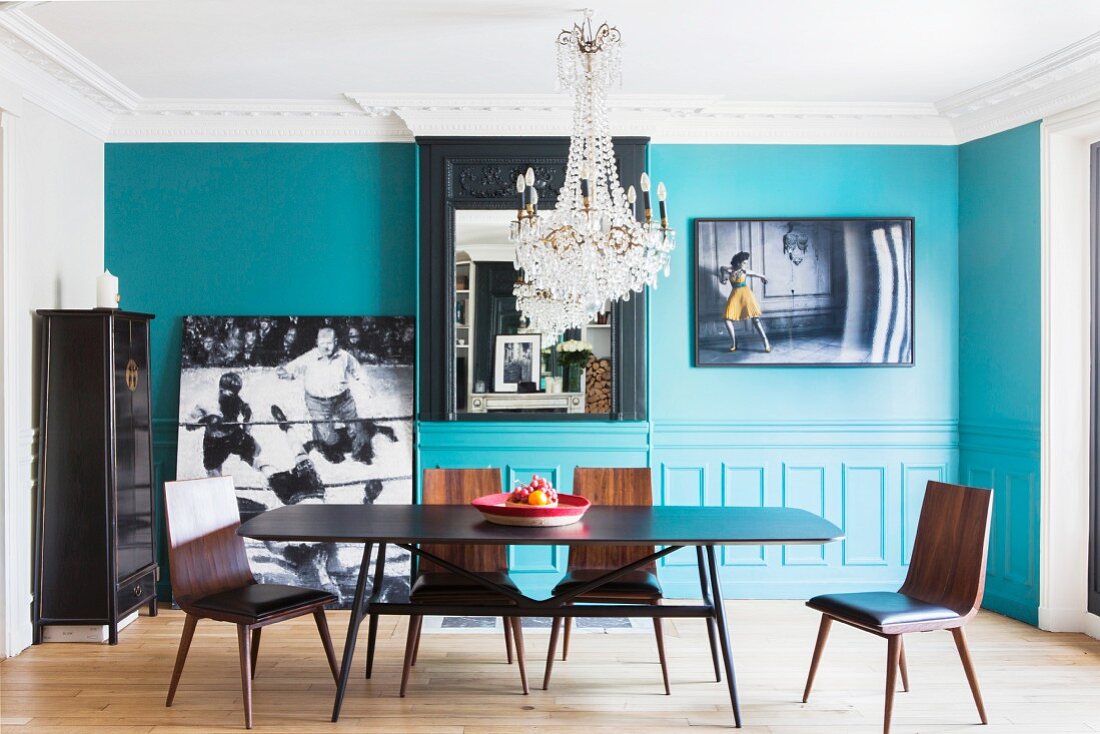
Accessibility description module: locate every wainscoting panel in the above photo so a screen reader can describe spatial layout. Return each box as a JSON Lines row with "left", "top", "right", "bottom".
{"left": 959, "top": 422, "right": 1040, "bottom": 625}
{"left": 720, "top": 465, "right": 767, "bottom": 567}
{"left": 650, "top": 419, "right": 956, "bottom": 599}
{"left": 842, "top": 465, "right": 888, "bottom": 566}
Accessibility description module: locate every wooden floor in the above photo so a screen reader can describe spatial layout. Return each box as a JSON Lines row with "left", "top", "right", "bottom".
{"left": 2, "top": 601, "right": 1098, "bottom": 733}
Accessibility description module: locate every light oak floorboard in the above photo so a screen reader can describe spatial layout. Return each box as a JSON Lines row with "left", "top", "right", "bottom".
{"left": 2, "top": 601, "right": 1098, "bottom": 733}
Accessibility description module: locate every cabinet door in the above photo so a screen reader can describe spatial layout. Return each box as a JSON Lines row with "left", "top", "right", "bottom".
{"left": 114, "top": 318, "right": 154, "bottom": 580}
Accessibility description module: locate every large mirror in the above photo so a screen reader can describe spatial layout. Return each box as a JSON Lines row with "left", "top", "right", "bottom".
{"left": 453, "top": 210, "right": 614, "bottom": 416}
{"left": 417, "top": 137, "right": 648, "bottom": 421}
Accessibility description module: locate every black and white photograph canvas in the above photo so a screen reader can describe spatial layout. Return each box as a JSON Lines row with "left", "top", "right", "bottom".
{"left": 493, "top": 334, "right": 540, "bottom": 391}
{"left": 176, "top": 315, "right": 415, "bottom": 607}
{"left": 695, "top": 218, "right": 914, "bottom": 366}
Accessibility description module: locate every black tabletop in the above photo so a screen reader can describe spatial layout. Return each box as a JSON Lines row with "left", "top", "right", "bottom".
{"left": 237, "top": 505, "right": 844, "bottom": 546}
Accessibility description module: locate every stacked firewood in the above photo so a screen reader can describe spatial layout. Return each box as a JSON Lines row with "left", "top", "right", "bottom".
{"left": 585, "top": 356, "right": 612, "bottom": 413}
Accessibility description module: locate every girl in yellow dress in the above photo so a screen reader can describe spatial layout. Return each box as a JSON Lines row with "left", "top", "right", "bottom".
{"left": 719, "top": 252, "right": 771, "bottom": 353}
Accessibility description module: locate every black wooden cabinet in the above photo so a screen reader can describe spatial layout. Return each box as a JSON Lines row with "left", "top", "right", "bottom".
{"left": 33, "top": 310, "right": 158, "bottom": 645}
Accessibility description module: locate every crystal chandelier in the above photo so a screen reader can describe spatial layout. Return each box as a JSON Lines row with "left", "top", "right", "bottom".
{"left": 510, "top": 11, "right": 675, "bottom": 336}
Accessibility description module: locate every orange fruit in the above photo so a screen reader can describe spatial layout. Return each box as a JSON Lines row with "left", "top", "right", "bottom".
{"left": 527, "top": 489, "right": 549, "bottom": 506}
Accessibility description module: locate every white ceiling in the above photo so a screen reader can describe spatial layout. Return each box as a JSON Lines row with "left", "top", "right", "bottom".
{"left": 22, "top": 0, "right": 1100, "bottom": 103}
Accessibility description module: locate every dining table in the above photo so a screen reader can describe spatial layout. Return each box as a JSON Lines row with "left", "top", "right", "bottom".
{"left": 238, "top": 503, "right": 844, "bottom": 728}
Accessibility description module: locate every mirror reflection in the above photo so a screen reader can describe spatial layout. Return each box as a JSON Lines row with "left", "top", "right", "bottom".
{"left": 454, "top": 209, "right": 613, "bottom": 416}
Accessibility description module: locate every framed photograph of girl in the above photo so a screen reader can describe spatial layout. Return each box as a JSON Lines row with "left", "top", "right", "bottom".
{"left": 694, "top": 218, "right": 914, "bottom": 366}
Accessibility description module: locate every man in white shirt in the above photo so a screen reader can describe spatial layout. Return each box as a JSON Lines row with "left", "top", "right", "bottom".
{"left": 277, "top": 327, "right": 368, "bottom": 463}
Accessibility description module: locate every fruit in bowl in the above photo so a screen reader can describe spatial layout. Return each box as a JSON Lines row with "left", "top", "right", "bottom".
{"left": 508, "top": 475, "right": 559, "bottom": 507}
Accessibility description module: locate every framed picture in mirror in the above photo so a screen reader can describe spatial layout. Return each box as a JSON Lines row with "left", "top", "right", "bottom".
{"left": 494, "top": 333, "right": 541, "bottom": 392}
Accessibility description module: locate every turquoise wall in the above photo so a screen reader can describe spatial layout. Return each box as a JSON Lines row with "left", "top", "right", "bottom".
{"left": 107, "top": 139, "right": 1041, "bottom": 621}
{"left": 105, "top": 143, "right": 417, "bottom": 596}
{"left": 958, "top": 123, "right": 1042, "bottom": 624}
{"left": 422, "top": 144, "right": 961, "bottom": 598}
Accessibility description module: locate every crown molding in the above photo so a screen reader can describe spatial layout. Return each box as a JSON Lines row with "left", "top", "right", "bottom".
{"left": 0, "top": 7, "right": 1098, "bottom": 144}
{"left": 0, "top": 38, "right": 112, "bottom": 137}
{"left": 110, "top": 98, "right": 412, "bottom": 142}
{"left": 346, "top": 93, "right": 956, "bottom": 144}
{"left": 938, "top": 31, "right": 1100, "bottom": 143}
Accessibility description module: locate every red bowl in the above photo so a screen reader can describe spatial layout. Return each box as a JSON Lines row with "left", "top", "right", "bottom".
{"left": 471, "top": 493, "right": 591, "bottom": 527}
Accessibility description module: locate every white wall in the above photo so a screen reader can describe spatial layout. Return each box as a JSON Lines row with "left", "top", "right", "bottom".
{"left": 1040, "top": 100, "right": 1100, "bottom": 640}
{"left": 1, "top": 87, "right": 104, "bottom": 657}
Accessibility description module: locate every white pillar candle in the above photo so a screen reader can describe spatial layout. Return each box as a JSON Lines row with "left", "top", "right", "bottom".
{"left": 96, "top": 270, "right": 119, "bottom": 309}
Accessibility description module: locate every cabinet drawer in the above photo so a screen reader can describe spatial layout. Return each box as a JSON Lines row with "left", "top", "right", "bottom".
{"left": 116, "top": 568, "right": 156, "bottom": 615}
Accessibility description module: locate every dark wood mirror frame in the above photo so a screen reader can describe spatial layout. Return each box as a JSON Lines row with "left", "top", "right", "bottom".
{"left": 417, "top": 136, "right": 649, "bottom": 422}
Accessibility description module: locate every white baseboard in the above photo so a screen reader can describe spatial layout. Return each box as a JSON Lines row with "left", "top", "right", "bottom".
{"left": 1039, "top": 605, "right": 1100, "bottom": 639}
{"left": 1085, "top": 612, "right": 1100, "bottom": 640}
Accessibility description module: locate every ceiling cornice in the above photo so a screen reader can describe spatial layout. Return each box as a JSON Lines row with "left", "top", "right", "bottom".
{"left": 345, "top": 93, "right": 955, "bottom": 144}
{"left": 0, "top": 8, "right": 1097, "bottom": 144}
{"left": 936, "top": 31, "right": 1100, "bottom": 142}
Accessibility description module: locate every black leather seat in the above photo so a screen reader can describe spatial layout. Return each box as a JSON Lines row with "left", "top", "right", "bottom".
{"left": 190, "top": 583, "right": 337, "bottom": 620}
{"left": 552, "top": 569, "right": 662, "bottom": 598}
{"left": 410, "top": 571, "right": 520, "bottom": 603}
{"left": 807, "top": 591, "right": 960, "bottom": 629}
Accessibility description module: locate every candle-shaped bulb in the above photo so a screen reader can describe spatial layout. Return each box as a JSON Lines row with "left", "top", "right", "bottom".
{"left": 516, "top": 173, "right": 527, "bottom": 215}
{"left": 639, "top": 172, "right": 651, "bottom": 192}
{"left": 656, "top": 182, "right": 667, "bottom": 201}
{"left": 530, "top": 188, "right": 539, "bottom": 209}
{"left": 516, "top": 174, "right": 525, "bottom": 193}
{"left": 640, "top": 173, "right": 652, "bottom": 222}
{"left": 525, "top": 167, "right": 535, "bottom": 187}
{"left": 657, "top": 181, "right": 668, "bottom": 227}
{"left": 626, "top": 185, "right": 636, "bottom": 204}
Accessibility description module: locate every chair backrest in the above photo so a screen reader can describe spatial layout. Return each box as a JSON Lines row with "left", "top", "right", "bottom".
{"left": 164, "top": 476, "right": 254, "bottom": 603}
{"left": 899, "top": 481, "right": 993, "bottom": 618}
{"left": 569, "top": 467, "right": 656, "bottom": 571}
{"left": 419, "top": 468, "right": 505, "bottom": 573}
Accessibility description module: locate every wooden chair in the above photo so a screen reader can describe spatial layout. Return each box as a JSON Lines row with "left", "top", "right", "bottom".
{"left": 400, "top": 468, "right": 529, "bottom": 696}
{"left": 802, "top": 481, "right": 993, "bottom": 734}
{"left": 163, "top": 477, "right": 339, "bottom": 730}
{"left": 542, "top": 467, "right": 674, "bottom": 693}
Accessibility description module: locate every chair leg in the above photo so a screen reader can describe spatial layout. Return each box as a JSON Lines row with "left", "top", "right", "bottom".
{"left": 314, "top": 609, "right": 340, "bottom": 683}
{"left": 503, "top": 615, "right": 514, "bottom": 664}
{"left": 543, "top": 617, "right": 562, "bottom": 690}
{"left": 399, "top": 615, "right": 421, "bottom": 698}
{"left": 250, "top": 628, "right": 261, "bottom": 680}
{"left": 510, "top": 617, "right": 529, "bottom": 694}
{"left": 653, "top": 614, "right": 671, "bottom": 695}
{"left": 951, "top": 627, "right": 988, "bottom": 724}
{"left": 165, "top": 613, "right": 198, "bottom": 706}
{"left": 802, "top": 614, "right": 832, "bottom": 703}
{"left": 562, "top": 615, "right": 573, "bottom": 660}
{"left": 883, "top": 634, "right": 901, "bottom": 734}
{"left": 237, "top": 624, "right": 254, "bottom": 730}
{"left": 898, "top": 635, "right": 909, "bottom": 692}
{"left": 410, "top": 615, "right": 423, "bottom": 667}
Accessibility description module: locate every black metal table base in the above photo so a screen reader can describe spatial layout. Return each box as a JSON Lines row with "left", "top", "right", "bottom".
{"left": 331, "top": 543, "right": 742, "bottom": 727}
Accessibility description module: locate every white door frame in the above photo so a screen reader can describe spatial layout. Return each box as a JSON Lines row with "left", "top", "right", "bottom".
{"left": 1039, "top": 100, "right": 1100, "bottom": 639}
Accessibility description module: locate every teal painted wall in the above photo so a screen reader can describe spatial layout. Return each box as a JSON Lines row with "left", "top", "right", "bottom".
{"left": 105, "top": 143, "right": 417, "bottom": 596}
{"left": 958, "top": 123, "right": 1042, "bottom": 624}
{"left": 107, "top": 140, "right": 1042, "bottom": 619}
{"left": 422, "top": 144, "right": 961, "bottom": 599}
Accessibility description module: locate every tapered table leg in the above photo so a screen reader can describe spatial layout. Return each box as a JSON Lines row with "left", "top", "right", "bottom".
{"left": 696, "top": 546, "right": 722, "bottom": 682}
{"left": 365, "top": 542, "right": 387, "bottom": 679}
{"left": 331, "top": 542, "right": 373, "bottom": 722}
{"left": 705, "top": 545, "right": 742, "bottom": 727}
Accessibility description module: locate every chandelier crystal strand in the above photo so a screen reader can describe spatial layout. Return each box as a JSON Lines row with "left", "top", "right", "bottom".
{"left": 511, "top": 13, "right": 674, "bottom": 337}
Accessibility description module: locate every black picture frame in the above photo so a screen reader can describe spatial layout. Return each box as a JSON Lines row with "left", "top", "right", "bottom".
{"left": 693, "top": 217, "right": 915, "bottom": 367}
{"left": 494, "top": 333, "right": 541, "bottom": 392}
{"left": 417, "top": 136, "right": 649, "bottom": 421}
